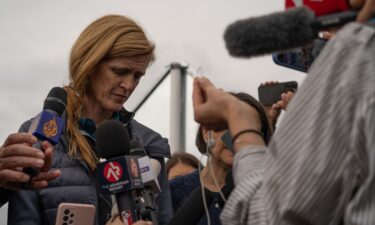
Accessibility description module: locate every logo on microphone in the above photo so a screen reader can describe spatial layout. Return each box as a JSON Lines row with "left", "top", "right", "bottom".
{"left": 43, "top": 118, "right": 58, "bottom": 137}
{"left": 104, "top": 162, "right": 123, "bottom": 182}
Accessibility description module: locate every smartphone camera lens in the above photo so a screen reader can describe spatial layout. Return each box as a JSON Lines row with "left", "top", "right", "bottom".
{"left": 64, "top": 209, "right": 70, "bottom": 215}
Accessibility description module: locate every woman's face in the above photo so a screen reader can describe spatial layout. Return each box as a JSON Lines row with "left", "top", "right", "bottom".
{"left": 88, "top": 55, "right": 150, "bottom": 112}
{"left": 206, "top": 129, "right": 234, "bottom": 167}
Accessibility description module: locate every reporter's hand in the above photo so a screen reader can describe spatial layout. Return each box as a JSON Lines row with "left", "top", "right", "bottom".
{"left": 193, "top": 77, "right": 240, "bottom": 130}
{"left": 193, "top": 77, "right": 264, "bottom": 149}
{"left": 106, "top": 215, "right": 153, "bottom": 225}
{"left": 0, "top": 133, "right": 61, "bottom": 190}
{"left": 355, "top": 0, "right": 375, "bottom": 22}
{"left": 272, "top": 91, "right": 295, "bottom": 112}
{"left": 259, "top": 81, "right": 282, "bottom": 127}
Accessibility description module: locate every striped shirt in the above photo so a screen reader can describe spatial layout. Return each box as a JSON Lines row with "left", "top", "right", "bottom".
{"left": 221, "top": 22, "right": 375, "bottom": 225}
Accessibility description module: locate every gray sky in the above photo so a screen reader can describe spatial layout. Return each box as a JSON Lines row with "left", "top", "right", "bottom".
{"left": 0, "top": 0, "right": 306, "bottom": 223}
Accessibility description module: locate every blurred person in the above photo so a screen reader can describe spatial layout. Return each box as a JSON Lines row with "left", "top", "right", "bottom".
{"left": 7, "top": 15, "right": 172, "bottom": 225}
{"left": 169, "top": 92, "right": 272, "bottom": 225}
{"left": 193, "top": 20, "right": 375, "bottom": 225}
{"left": 166, "top": 152, "right": 201, "bottom": 180}
{"left": 0, "top": 133, "right": 61, "bottom": 206}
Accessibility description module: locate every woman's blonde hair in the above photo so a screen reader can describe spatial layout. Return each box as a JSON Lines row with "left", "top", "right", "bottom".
{"left": 64, "top": 15, "right": 155, "bottom": 170}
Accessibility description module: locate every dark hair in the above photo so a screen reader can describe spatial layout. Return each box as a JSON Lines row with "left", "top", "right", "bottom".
{"left": 195, "top": 92, "right": 272, "bottom": 154}
{"left": 166, "top": 152, "right": 202, "bottom": 175}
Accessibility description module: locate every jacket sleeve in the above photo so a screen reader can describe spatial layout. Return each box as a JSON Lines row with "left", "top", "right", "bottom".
{"left": 220, "top": 147, "right": 267, "bottom": 225}
{"left": 7, "top": 190, "right": 41, "bottom": 225}
{"left": 156, "top": 159, "right": 173, "bottom": 225}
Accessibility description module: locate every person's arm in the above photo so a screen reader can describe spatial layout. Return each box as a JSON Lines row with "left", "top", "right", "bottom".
{"left": 220, "top": 146, "right": 268, "bottom": 224}
{"left": 261, "top": 23, "right": 375, "bottom": 225}
{"left": 192, "top": 77, "right": 265, "bottom": 149}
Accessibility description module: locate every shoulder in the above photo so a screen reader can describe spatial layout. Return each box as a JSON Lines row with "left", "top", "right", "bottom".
{"left": 128, "top": 119, "right": 170, "bottom": 158}
{"left": 18, "top": 118, "right": 33, "bottom": 132}
{"left": 169, "top": 170, "right": 200, "bottom": 195}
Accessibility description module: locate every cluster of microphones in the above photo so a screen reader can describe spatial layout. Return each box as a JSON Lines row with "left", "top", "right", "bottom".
{"left": 25, "top": 87, "right": 162, "bottom": 224}
{"left": 96, "top": 120, "right": 161, "bottom": 225}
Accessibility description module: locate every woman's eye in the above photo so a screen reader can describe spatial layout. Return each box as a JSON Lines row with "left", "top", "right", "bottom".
{"left": 112, "top": 68, "right": 130, "bottom": 76}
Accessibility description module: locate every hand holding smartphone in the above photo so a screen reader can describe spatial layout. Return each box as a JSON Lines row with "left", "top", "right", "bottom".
{"left": 55, "top": 203, "right": 96, "bottom": 225}
{"left": 258, "top": 81, "right": 298, "bottom": 106}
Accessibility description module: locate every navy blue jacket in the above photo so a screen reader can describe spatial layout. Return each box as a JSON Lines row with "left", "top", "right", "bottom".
{"left": 6, "top": 109, "right": 173, "bottom": 225}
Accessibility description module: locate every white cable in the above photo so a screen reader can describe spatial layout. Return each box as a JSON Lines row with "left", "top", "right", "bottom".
{"left": 207, "top": 131, "right": 227, "bottom": 203}
{"left": 198, "top": 132, "right": 211, "bottom": 225}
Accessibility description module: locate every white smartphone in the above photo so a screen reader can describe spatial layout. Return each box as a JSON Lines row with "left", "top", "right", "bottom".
{"left": 55, "top": 203, "right": 96, "bottom": 225}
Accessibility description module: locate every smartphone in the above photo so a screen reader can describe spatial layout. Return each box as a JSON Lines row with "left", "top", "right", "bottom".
{"left": 55, "top": 203, "right": 96, "bottom": 225}
{"left": 258, "top": 81, "right": 298, "bottom": 106}
{"left": 272, "top": 38, "right": 327, "bottom": 72}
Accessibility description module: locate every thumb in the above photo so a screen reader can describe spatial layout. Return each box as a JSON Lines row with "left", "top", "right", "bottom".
{"left": 356, "top": 0, "right": 375, "bottom": 22}
{"left": 195, "top": 77, "right": 215, "bottom": 91}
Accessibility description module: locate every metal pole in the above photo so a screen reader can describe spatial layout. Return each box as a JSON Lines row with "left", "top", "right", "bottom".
{"left": 133, "top": 68, "right": 172, "bottom": 114}
{"left": 169, "top": 62, "right": 188, "bottom": 153}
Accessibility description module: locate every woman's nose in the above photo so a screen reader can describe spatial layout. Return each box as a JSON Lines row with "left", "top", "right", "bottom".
{"left": 119, "top": 75, "right": 135, "bottom": 90}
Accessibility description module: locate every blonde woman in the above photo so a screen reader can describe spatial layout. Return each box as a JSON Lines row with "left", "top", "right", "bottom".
{"left": 7, "top": 15, "right": 172, "bottom": 225}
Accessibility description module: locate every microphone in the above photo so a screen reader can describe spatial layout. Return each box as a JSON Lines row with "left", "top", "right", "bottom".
{"left": 24, "top": 87, "right": 67, "bottom": 181}
{"left": 167, "top": 187, "right": 214, "bottom": 225}
{"left": 224, "top": 7, "right": 358, "bottom": 58}
{"left": 129, "top": 140, "right": 161, "bottom": 224}
{"left": 130, "top": 140, "right": 161, "bottom": 192}
{"left": 96, "top": 120, "right": 143, "bottom": 225}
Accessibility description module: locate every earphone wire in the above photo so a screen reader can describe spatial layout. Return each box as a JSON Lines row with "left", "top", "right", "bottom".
{"left": 199, "top": 154, "right": 211, "bottom": 225}
{"left": 207, "top": 131, "right": 227, "bottom": 203}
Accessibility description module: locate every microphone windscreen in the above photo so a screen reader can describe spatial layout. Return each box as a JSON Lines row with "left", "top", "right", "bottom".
{"left": 96, "top": 120, "right": 130, "bottom": 159}
{"left": 43, "top": 87, "right": 67, "bottom": 115}
{"left": 224, "top": 7, "right": 317, "bottom": 58}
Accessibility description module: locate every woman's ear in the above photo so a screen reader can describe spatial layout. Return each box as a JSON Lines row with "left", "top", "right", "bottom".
{"left": 202, "top": 127, "right": 215, "bottom": 150}
{"left": 202, "top": 127, "right": 209, "bottom": 144}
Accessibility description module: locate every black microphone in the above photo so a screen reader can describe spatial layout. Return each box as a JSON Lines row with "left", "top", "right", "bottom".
{"left": 96, "top": 120, "right": 143, "bottom": 225}
{"left": 224, "top": 7, "right": 358, "bottom": 58}
{"left": 24, "top": 87, "right": 67, "bottom": 183}
{"left": 167, "top": 186, "right": 214, "bottom": 225}
{"left": 167, "top": 170, "right": 235, "bottom": 225}
{"left": 129, "top": 140, "right": 161, "bottom": 225}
